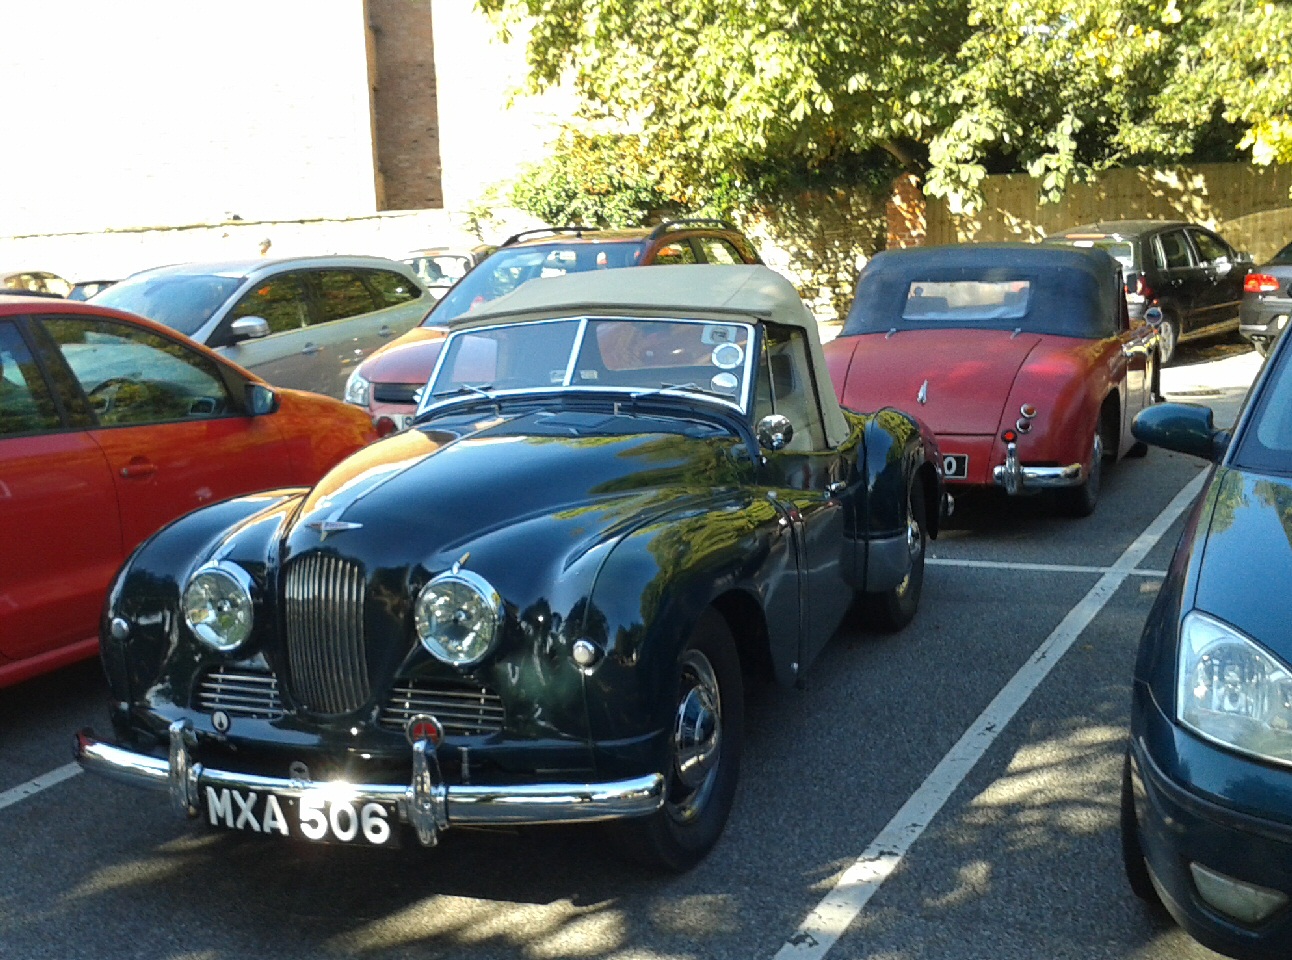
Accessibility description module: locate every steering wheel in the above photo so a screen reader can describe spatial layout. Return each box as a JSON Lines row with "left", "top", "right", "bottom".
{"left": 88, "top": 376, "right": 135, "bottom": 416}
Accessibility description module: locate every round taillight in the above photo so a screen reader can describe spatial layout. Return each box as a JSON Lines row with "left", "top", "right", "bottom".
{"left": 374, "top": 416, "right": 398, "bottom": 437}
{"left": 1002, "top": 429, "right": 1018, "bottom": 443}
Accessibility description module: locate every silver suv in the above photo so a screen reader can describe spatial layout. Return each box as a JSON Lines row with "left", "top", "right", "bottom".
{"left": 91, "top": 255, "right": 433, "bottom": 398}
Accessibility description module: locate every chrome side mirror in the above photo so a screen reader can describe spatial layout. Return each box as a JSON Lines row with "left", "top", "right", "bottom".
{"left": 1145, "top": 305, "right": 1163, "bottom": 326}
{"left": 229, "top": 316, "right": 270, "bottom": 343}
{"left": 756, "top": 414, "right": 794, "bottom": 451}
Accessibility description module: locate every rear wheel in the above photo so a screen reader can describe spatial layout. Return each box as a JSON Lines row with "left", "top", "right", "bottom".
{"left": 614, "top": 608, "right": 744, "bottom": 872}
{"left": 1157, "top": 311, "right": 1180, "bottom": 366}
{"left": 1056, "top": 432, "right": 1102, "bottom": 518}
{"left": 860, "top": 475, "right": 926, "bottom": 632}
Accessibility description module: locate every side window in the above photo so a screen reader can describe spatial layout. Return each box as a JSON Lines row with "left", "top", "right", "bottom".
{"left": 41, "top": 317, "right": 233, "bottom": 427}
{"left": 0, "top": 321, "right": 61, "bottom": 437}
{"left": 1157, "top": 231, "right": 1195, "bottom": 270}
{"left": 754, "top": 324, "right": 827, "bottom": 452}
{"left": 1190, "top": 230, "right": 1230, "bottom": 265}
{"left": 365, "top": 269, "right": 422, "bottom": 307}
{"left": 314, "top": 270, "right": 378, "bottom": 324}
{"left": 696, "top": 237, "right": 744, "bottom": 264}
{"left": 227, "top": 273, "right": 311, "bottom": 335}
{"left": 651, "top": 241, "right": 698, "bottom": 265}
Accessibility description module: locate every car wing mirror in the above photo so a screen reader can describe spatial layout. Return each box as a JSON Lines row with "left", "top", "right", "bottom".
{"left": 230, "top": 316, "right": 270, "bottom": 343}
{"left": 756, "top": 414, "right": 794, "bottom": 451}
{"left": 1132, "top": 403, "right": 1224, "bottom": 462}
{"left": 245, "top": 382, "right": 279, "bottom": 416}
{"left": 1145, "top": 305, "right": 1163, "bottom": 327}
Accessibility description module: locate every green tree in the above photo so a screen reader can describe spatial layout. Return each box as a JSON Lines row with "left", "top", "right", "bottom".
{"left": 478, "top": 0, "right": 1286, "bottom": 211}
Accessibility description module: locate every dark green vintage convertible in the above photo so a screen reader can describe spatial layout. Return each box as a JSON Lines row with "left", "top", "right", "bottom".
{"left": 76, "top": 264, "right": 946, "bottom": 870}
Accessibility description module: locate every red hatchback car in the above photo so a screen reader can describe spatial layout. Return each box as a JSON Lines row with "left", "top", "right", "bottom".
{"left": 824, "top": 244, "right": 1159, "bottom": 517}
{"left": 0, "top": 296, "right": 377, "bottom": 687}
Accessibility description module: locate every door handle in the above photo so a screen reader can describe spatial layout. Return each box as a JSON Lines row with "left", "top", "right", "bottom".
{"left": 826, "top": 480, "right": 847, "bottom": 496}
{"left": 300, "top": 342, "right": 320, "bottom": 355}
{"left": 120, "top": 459, "right": 157, "bottom": 480}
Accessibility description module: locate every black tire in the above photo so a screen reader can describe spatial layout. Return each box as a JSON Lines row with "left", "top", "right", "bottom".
{"left": 1157, "top": 311, "right": 1179, "bottom": 366}
{"left": 1121, "top": 749, "right": 1165, "bottom": 909}
{"left": 614, "top": 608, "right": 744, "bottom": 872}
{"left": 1056, "top": 432, "right": 1102, "bottom": 518}
{"left": 860, "top": 475, "right": 926, "bottom": 632}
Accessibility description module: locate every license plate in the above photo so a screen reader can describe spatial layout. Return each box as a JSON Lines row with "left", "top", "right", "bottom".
{"left": 203, "top": 785, "right": 399, "bottom": 846}
{"left": 942, "top": 454, "right": 969, "bottom": 479}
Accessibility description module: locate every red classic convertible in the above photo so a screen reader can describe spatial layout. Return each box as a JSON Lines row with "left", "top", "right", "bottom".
{"left": 0, "top": 296, "right": 377, "bottom": 687}
{"left": 824, "top": 243, "right": 1159, "bottom": 516}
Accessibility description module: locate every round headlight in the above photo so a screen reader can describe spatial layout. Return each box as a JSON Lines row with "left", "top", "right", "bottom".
{"left": 183, "top": 562, "right": 255, "bottom": 652}
{"left": 414, "top": 569, "right": 501, "bottom": 666}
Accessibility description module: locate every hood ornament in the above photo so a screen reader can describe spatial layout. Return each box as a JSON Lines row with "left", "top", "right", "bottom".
{"left": 917, "top": 380, "right": 929, "bottom": 405}
{"left": 306, "top": 510, "right": 364, "bottom": 540}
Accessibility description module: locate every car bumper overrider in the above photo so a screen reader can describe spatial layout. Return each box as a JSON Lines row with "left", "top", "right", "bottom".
{"left": 1129, "top": 695, "right": 1292, "bottom": 960}
{"left": 75, "top": 721, "right": 664, "bottom": 846}
{"left": 992, "top": 441, "right": 1083, "bottom": 495}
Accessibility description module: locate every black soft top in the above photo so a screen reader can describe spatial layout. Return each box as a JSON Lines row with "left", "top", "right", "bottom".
{"left": 842, "top": 243, "right": 1123, "bottom": 339}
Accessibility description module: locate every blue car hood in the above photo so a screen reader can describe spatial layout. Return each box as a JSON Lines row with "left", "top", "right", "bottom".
{"left": 1194, "top": 467, "right": 1292, "bottom": 658}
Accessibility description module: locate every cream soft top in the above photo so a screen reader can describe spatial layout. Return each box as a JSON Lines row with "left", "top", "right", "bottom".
{"left": 451, "top": 264, "right": 850, "bottom": 446}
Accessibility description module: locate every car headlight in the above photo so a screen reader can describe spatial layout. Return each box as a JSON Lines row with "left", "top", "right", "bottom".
{"left": 344, "top": 369, "right": 371, "bottom": 407}
{"left": 413, "top": 569, "right": 501, "bottom": 666}
{"left": 1178, "top": 610, "right": 1292, "bottom": 765}
{"left": 183, "top": 562, "right": 255, "bottom": 652}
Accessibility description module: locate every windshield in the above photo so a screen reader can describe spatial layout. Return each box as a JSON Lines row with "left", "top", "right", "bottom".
{"left": 93, "top": 272, "right": 244, "bottom": 336}
{"left": 1048, "top": 238, "right": 1135, "bottom": 272}
{"left": 422, "top": 242, "right": 647, "bottom": 326}
{"left": 1235, "top": 348, "right": 1292, "bottom": 475}
{"left": 422, "top": 316, "right": 754, "bottom": 413}
{"left": 1272, "top": 242, "right": 1292, "bottom": 266}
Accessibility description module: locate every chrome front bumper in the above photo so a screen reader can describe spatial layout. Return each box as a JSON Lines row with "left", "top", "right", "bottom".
{"left": 75, "top": 721, "right": 664, "bottom": 847}
{"left": 992, "top": 442, "right": 1083, "bottom": 496}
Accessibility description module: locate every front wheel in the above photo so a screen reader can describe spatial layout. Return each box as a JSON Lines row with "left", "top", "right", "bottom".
{"left": 613, "top": 608, "right": 744, "bottom": 872}
{"left": 859, "top": 475, "right": 926, "bottom": 632}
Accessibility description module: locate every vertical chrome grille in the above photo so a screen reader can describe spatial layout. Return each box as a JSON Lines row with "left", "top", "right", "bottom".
{"left": 284, "top": 553, "right": 370, "bottom": 714}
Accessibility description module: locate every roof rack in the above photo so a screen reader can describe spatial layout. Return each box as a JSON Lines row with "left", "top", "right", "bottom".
{"left": 501, "top": 226, "right": 600, "bottom": 246}
{"left": 646, "top": 218, "right": 739, "bottom": 240}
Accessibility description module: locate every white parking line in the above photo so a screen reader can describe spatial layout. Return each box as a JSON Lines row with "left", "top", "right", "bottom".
{"left": 771, "top": 468, "right": 1209, "bottom": 960}
{"left": 0, "top": 763, "right": 81, "bottom": 812}
{"left": 929, "top": 558, "right": 1167, "bottom": 578}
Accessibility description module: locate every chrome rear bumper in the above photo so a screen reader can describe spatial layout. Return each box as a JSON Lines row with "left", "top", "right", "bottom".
{"left": 992, "top": 441, "right": 1083, "bottom": 495}
{"left": 75, "top": 721, "right": 664, "bottom": 847}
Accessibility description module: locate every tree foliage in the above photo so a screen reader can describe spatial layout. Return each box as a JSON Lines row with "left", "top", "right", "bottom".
{"left": 478, "top": 0, "right": 1291, "bottom": 211}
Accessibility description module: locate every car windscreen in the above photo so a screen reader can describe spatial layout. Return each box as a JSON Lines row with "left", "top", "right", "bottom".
{"left": 901, "top": 280, "right": 1031, "bottom": 322}
{"left": 1271, "top": 242, "right": 1292, "bottom": 265}
{"left": 1233, "top": 349, "right": 1292, "bottom": 476}
{"left": 1050, "top": 238, "right": 1135, "bottom": 274}
{"left": 422, "top": 242, "right": 647, "bottom": 326}
{"left": 92, "top": 272, "right": 244, "bottom": 336}
{"left": 423, "top": 316, "right": 754, "bottom": 413}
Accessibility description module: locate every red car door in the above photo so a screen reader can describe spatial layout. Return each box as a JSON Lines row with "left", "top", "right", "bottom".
{"left": 37, "top": 314, "right": 296, "bottom": 557}
{"left": 0, "top": 318, "right": 123, "bottom": 675}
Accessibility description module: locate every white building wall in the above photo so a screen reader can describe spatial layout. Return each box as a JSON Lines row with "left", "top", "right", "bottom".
{"left": 0, "top": 0, "right": 378, "bottom": 236}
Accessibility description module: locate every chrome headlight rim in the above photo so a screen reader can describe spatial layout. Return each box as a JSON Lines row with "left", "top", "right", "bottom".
{"left": 413, "top": 568, "right": 502, "bottom": 667}
{"left": 182, "top": 561, "right": 256, "bottom": 653}
{"left": 1176, "top": 609, "right": 1292, "bottom": 768}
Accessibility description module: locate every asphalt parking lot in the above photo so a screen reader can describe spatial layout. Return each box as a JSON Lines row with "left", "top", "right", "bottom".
{"left": 0, "top": 337, "right": 1263, "bottom": 960}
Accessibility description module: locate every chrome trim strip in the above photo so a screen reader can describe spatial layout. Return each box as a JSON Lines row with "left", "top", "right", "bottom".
{"left": 74, "top": 728, "right": 665, "bottom": 844}
{"left": 992, "top": 442, "right": 1083, "bottom": 493}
